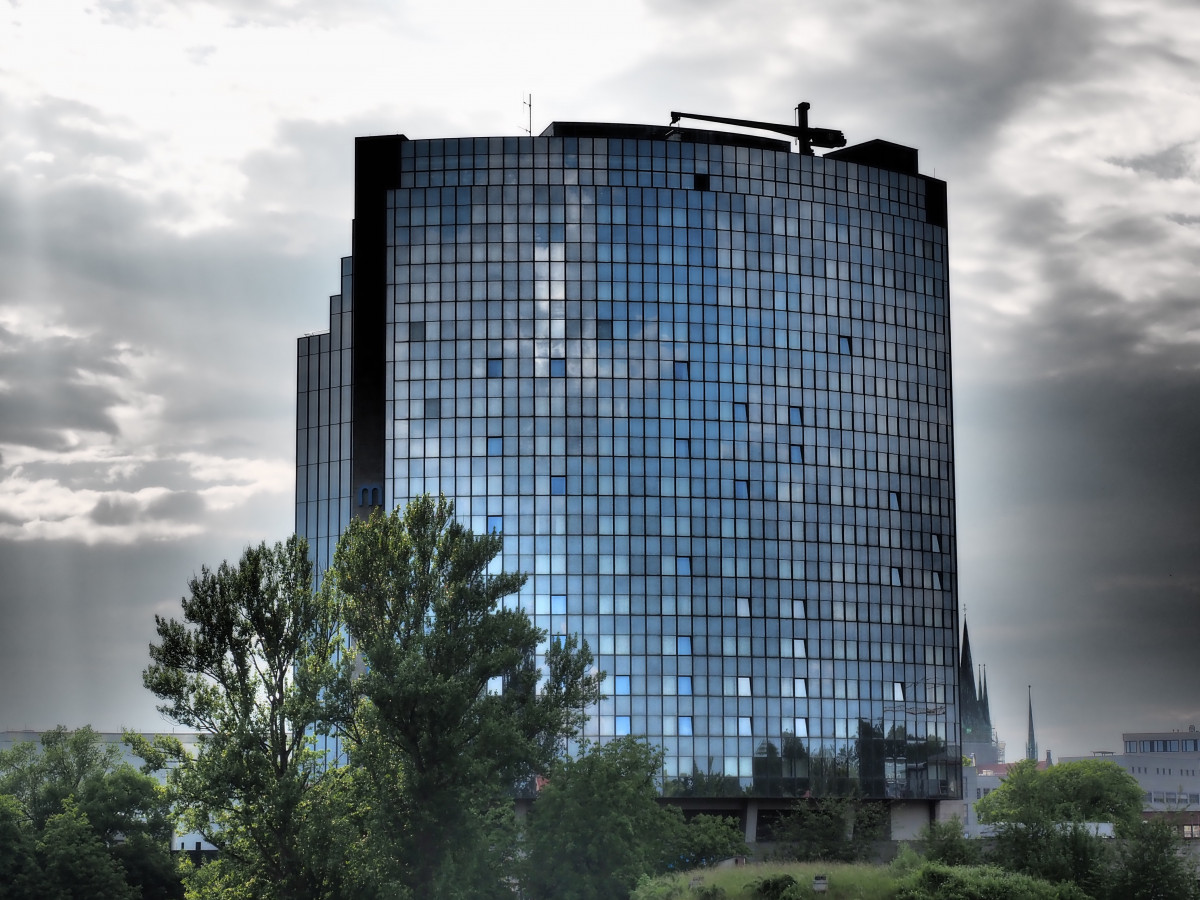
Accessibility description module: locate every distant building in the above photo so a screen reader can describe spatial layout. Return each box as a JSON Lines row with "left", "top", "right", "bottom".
{"left": 1062, "top": 726, "right": 1200, "bottom": 841}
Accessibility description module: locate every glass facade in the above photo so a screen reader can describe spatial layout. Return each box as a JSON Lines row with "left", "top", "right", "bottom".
{"left": 299, "top": 121, "right": 960, "bottom": 800}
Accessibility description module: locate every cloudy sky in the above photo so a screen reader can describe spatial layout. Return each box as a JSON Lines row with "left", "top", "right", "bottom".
{"left": 2, "top": 0, "right": 1199, "bottom": 759}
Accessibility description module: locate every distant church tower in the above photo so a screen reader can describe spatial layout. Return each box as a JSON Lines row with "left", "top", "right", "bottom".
{"left": 1026, "top": 685, "right": 1038, "bottom": 762}
{"left": 960, "top": 621, "right": 999, "bottom": 765}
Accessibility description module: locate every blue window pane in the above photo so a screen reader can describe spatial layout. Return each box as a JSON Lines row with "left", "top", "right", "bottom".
{"left": 614, "top": 675, "right": 630, "bottom": 695}
{"left": 735, "top": 480, "right": 749, "bottom": 499}
{"left": 790, "top": 444, "right": 804, "bottom": 465}
{"left": 550, "top": 358, "right": 566, "bottom": 377}
{"left": 676, "top": 556, "right": 691, "bottom": 576}
{"left": 678, "top": 636, "right": 692, "bottom": 655}
{"left": 839, "top": 336, "right": 852, "bottom": 354}
{"left": 675, "top": 439, "right": 689, "bottom": 457}
{"left": 551, "top": 476, "right": 567, "bottom": 495}
{"left": 487, "top": 437, "right": 504, "bottom": 456}
{"left": 674, "top": 361, "right": 689, "bottom": 380}
{"left": 551, "top": 594, "right": 566, "bottom": 614}
{"left": 678, "top": 676, "right": 692, "bottom": 695}
{"left": 487, "top": 358, "right": 503, "bottom": 377}
{"left": 679, "top": 716, "right": 693, "bottom": 736}
{"left": 487, "top": 515, "right": 503, "bottom": 534}
{"left": 616, "top": 716, "right": 631, "bottom": 736}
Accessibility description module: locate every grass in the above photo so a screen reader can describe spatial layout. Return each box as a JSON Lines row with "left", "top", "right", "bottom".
{"left": 637, "top": 859, "right": 904, "bottom": 899}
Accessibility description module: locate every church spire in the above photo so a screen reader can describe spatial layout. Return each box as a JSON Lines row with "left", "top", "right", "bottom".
{"left": 959, "top": 620, "right": 979, "bottom": 734}
{"left": 980, "top": 664, "right": 993, "bottom": 736}
{"left": 1026, "top": 685, "right": 1038, "bottom": 762}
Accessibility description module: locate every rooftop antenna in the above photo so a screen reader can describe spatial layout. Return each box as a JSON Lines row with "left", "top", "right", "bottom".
{"left": 523, "top": 94, "right": 533, "bottom": 136}
{"left": 668, "top": 102, "right": 846, "bottom": 155}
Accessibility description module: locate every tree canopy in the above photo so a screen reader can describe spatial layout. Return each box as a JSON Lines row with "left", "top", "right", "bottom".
{"left": 142, "top": 535, "right": 346, "bottom": 900}
{"left": 975, "top": 759, "right": 1144, "bottom": 828}
{"left": 0, "top": 726, "right": 181, "bottom": 900}
{"left": 328, "top": 494, "right": 604, "bottom": 896}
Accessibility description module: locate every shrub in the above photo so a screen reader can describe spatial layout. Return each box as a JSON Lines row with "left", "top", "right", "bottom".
{"left": 630, "top": 874, "right": 686, "bottom": 900}
{"left": 674, "top": 814, "right": 750, "bottom": 870}
{"left": 917, "top": 817, "right": 981, "bottom": 867}
{"left": 1105, "top": 818, "right": 1200, "bottom": 900}
{"left": 896, "top": 861, "right": 1091, "bottom": 900}
{"left": 748, "top": 872, "right": 798, "bottom": 899}
{"left": 773, "top": 796, "right": 888, "bottom": 862}
{"left": 890, "top": 842, "right": 925, "bottom": 875}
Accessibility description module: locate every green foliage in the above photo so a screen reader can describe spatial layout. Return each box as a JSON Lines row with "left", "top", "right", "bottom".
{"left": 988, "top": 819, "right": 1110, "bottom": 895}
{"left": 890, "top": 841, "right": 926, "bottom": 876}
{"left": 637, "top": 861, "right": 902, "bottom": 900}
{"left": 328, "top": 494, "right": 603, "bottom": 897}
{"left": 1105, "top": 818, "right": 1200, "bottom": 900}
{"left": 976, "top": 759, "right": 1143, "bottom": 829}
{"left": 674, "top": 814, "right": 750, "bottom": 869}
{"left": 916, "top": 817, "right": 981, "bottom": 867}
{"left": 630, "top": 873, "right": 687, "bottom": 900}
{"left": 38, "top": 801, "right": 138, "bottom": 900}
{"left": 143, "top": 534, "right": 346, "bottom": 900}
{"left": 747, "top": 872, "right": 798, "bottom": 899}
{"left": 895, "top": 861, "right": 1092, "bottom": 900}
{"left": 0, "top": 727, "right": 181, "bottom": 900}
{"left": 521, "top": 736, "right": 678, "bottom": 900}
{"left": 774, "top": 796, "right": 888, "bottom": 862}
{"left": 0, "top": 793, "right": 45, "bottom": 899}
{"left": 974, "top": 758, "right": 1150, "bottom": 895}
{"left": 0, "top": 726, "right": 123, "bottom": 831}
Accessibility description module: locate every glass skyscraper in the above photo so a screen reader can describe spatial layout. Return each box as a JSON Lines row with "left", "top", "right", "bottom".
{"left": 297, "top": 115, "right": 959, "bottom": 812}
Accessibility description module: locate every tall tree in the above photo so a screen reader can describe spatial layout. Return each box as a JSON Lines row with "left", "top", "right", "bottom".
{"left": 976, "top": 758, "right": 1143, "bottom": 893}
{"left": 329, "top": 494, "right": 603, "bottom": 897}
{"left": 142, "top": 535, "right": 346, "bottom": 900}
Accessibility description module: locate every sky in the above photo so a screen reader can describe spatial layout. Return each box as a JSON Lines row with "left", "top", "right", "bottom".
{"left": 1, "top": 0, "right": 1199, "bottom": 760}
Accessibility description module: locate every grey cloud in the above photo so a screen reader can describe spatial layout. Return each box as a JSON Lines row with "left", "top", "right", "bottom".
{"left": 87, "top": 491, "right": 207, "bottom": 527}
{"left": 89, "top": 496, "right": 140, "bottom": 526}
{"left": 146, "top": 491, "right": 206, "bottom": 521}
{"left": 0, "top": 331, "right": 125, "bottom": 450}
{"left": 1, "top": 94, "right": 147, "bottom": 177}
{"left": 631, "top": 0, "right": 1105, "bottom": 165}
{"left": 1109, "top": 143, "right": 1195, "bottom": 180}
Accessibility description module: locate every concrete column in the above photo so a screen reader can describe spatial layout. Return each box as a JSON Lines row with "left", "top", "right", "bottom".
{"left": 743, "top": 799, "right": 759, "bottom": 844}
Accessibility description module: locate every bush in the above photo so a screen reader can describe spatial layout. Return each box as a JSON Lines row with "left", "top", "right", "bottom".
{"left": 917, "top": 817, "right": 981, "bottom": 867}
{"left": 630, "top": 874, "right": 686, "bottom": 900}
{"left": 988, "top": 819, "right": 1110, "bottom": 895}
{"left": 896, "top": 861, "right": 1091, "bottom": 900}
{"left": 773, "top": 797, "right": 888, "bottom": 862}
{"left": 674, "top": 814, "right": 749, "bottom": 869}
{"left": 748, "top": 872, "right": 798, "bottom": 899}
{"left": 1105, "top": 818, "right": 1200, "bottom": 900}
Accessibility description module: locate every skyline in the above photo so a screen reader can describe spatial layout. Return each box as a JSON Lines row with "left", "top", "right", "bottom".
{"left": 2, "top": 0, "right": 1200, "bottom": 759}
